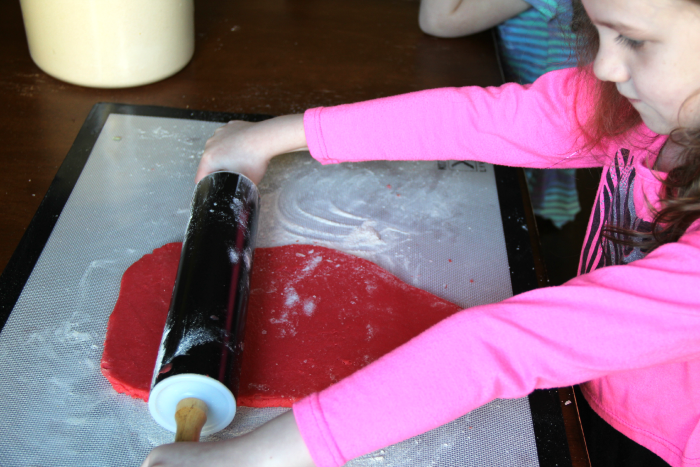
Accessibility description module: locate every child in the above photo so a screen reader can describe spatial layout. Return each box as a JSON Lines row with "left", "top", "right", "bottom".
{"left": 420, "top": 0, "right": 583, "bottom": 231}
{"left": 142, "top": 0, "right": 700, "bottom": 466}
{"left": 418, "top": 0, "right": 575, "bottom": 84}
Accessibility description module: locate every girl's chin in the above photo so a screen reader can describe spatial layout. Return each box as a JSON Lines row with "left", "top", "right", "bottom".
{"left": 639, "top": 113, "right": 674, "bottom": 135}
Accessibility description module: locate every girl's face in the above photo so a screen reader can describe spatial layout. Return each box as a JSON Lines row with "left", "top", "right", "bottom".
{"left": 583, "top": 0, "right": 700, "bottom": 134}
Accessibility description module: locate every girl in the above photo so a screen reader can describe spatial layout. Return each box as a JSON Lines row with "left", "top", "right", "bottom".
{"left": 142, "top": 0, "right": 700, "bottom": 465}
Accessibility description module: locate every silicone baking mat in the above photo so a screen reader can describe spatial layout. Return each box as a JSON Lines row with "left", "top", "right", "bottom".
{"left": 0, "top": 104, "right": 570, "bottom": 467}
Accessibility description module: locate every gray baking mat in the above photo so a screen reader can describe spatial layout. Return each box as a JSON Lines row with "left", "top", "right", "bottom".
{"left": 0, "top": 114, "right": 537, "bottom": 466}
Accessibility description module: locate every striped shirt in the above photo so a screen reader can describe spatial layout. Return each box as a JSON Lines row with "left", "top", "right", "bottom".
{"left": 496, "top": 0, "right": 576, "bottom": 84}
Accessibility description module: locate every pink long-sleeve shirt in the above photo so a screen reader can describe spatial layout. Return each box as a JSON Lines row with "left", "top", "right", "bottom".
{"left": 292, "top": 67, "right": 700, "bottom": 467}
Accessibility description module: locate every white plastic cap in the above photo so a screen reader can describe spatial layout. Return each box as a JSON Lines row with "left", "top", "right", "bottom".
{"left": 148, "top": 374, "right": 236, "bottom": 435}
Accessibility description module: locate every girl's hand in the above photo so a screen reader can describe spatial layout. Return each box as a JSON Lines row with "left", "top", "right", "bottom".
{"left": 140, "top": 439, "right": 238, "bottom": 467}
{"left": 196, "top": 114, "right": 307, "bottom": 185}
{"left": 140, "top": 411, "right": 316, "bottom": 467}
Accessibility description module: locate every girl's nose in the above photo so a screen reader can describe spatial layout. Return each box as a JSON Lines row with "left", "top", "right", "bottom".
{"left": 593, "top": 38, "right": 631, "bottom": 84}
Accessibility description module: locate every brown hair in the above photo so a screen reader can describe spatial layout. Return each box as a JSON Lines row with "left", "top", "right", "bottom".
{"left": 570, "top": 0, "right": 700, "bottom": 250}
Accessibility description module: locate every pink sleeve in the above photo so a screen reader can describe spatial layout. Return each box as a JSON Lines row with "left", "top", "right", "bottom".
{"left": 292, "top": 226, "right": 700, "bottom": 467}
{"left": 303, "top": 67, "right": 602, "bottom": 170}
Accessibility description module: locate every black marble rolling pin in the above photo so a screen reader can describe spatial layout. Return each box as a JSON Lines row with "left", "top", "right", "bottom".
{"left": 148, "top": 171, "right": 260, "bottom": 441}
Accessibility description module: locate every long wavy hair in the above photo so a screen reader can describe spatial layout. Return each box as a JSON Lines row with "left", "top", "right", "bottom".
{"left": 570, "top": 0, "right": 700, "bottom": 251}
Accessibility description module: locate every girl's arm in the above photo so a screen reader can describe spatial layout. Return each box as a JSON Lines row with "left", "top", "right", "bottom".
{"left": 304, "top": 68, "right": 604, "bottom": 170}
{"left": 197, "top": 68, "right": 604, "bottom": 185}
{"left": 293, "top": 227, "right": 700, "bottom": 466}
{"left": 418, "top": 0, "right": 531, "bottom": 38}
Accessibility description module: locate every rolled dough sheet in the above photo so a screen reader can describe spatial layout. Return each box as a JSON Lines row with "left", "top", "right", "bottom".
{"left": 100, "top": 243, "right": 463, "bottom": 407}
{"left": 100, "top": 243, "right": 182, "bottom": 401}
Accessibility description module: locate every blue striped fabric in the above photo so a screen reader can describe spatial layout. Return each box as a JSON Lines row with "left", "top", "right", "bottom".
{"left": 496, "top": 0, "right": 581, "bottom": 228}
{"left": 524, "top": 166, "right": 581, "bottom": 228}
{"left": 496, "top": 0, "right": 576, "bottom": 84}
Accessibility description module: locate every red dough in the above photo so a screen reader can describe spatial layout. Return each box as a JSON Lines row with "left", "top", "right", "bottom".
{"left": 100, "top": 242, "right": 182, "bottom": 401}
{"left": 101, "top": 243, "right": 462, "bottom": 407}
{"left": 239, "top": 245, "right": 462, "bottom": 406}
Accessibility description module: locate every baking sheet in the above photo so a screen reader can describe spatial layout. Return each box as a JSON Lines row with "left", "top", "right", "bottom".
{"left": 0, "top": 107, "right": 557, "bottom": 466}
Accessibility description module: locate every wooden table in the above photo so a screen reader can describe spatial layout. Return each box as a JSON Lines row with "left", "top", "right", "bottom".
{"left": 0, "top": 0, "right": 588, "bottom": 465}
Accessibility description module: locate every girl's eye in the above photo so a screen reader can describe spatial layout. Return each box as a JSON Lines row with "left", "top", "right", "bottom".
{"left": 615, "top": 34, "right": 644, "bottom": 50}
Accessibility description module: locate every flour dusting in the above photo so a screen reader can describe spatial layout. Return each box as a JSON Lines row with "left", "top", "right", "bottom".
{"left": 302, "top": 255, "right": 323, "bottom": 273}
{"left": 303, "top": 299, "right": 316, "bottom": 317}
{"left": 229, "top": 248, "right": 240, "bottom": 264}
{"left": 171, "top": 326, "right": 219, "bottom": 359}
{"left": 366, "top": 324, "right": 375, "bottom": 342}
{"left": 284, "top": 287, "right": 299, "bottom": 307}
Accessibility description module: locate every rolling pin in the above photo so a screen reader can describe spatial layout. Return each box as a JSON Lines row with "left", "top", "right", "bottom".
{"left": 148, "top": 172, "right": 260, "bottom": 441}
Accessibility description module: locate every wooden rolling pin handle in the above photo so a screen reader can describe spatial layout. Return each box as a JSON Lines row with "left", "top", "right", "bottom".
{"left": 174, "top": 397, "right": 209, "bottom": 442}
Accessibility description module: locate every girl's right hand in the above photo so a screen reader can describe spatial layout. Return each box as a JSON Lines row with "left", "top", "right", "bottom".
{"left": 196, "top": 114, "right": 307, "bottom": 185}
{"left": 140, "top": 411, "right": 316, "bottom": 467}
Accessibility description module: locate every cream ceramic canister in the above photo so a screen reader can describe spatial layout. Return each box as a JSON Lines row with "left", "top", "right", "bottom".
{"left": 19, "top": 0, "right": 195, "bottom": 88}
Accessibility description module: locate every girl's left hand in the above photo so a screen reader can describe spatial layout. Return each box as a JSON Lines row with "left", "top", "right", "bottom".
{"left": 196, "top": 114, "right": 307, "bottom": 185}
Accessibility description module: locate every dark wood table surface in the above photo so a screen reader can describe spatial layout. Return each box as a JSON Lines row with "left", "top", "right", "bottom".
{"left": 0, "top": 0, "right": 588, "bottom": 465}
